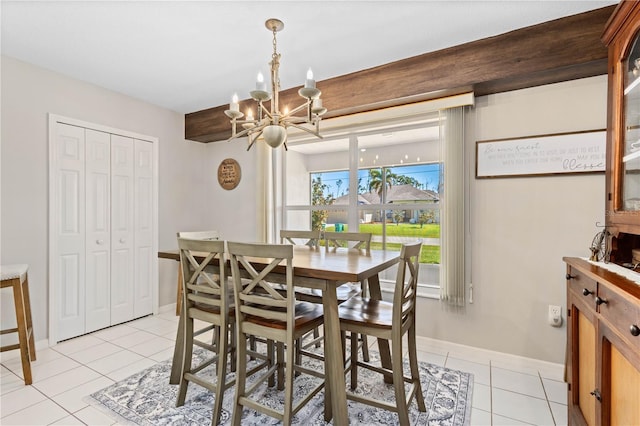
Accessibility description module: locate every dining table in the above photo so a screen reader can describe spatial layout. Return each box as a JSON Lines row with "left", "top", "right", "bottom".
{"left": 158, "top": 244, "right": 400, "bottom": 424}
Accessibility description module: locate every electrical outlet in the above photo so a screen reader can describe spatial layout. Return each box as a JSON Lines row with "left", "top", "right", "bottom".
{"left": 548, "top": 305, "right": 562, "bottom": 327}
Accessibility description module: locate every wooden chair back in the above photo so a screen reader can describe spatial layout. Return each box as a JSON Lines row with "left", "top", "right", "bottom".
{"left": 178, "top": 237, "right": 228, "bottom": 320}
{"left": 324, "top": 231, "right": 372, "bottom": 254}
{"left": 392, "top": 241, "right": 422, "bottom": 331}
{"left": 177, "top": 230, "right": 219, "bottom": 241}
{"left": 280, "top": 229, "right": 321, "bottom": 248}
{"left": 228, "top": 242, "right": 294, "bottom": 340}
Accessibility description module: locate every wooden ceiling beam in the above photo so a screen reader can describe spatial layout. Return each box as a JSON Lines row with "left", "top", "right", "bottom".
{"left": 186, "top": 5, "right": 615, "bottom": 143}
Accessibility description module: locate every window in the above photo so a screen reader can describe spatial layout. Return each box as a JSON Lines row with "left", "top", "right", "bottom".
{"left": 282, "top": 113, "right": 442, "bottom": 297}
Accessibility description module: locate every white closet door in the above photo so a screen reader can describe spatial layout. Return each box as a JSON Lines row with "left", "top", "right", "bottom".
{"left": 110, "top": 134, "right": 135, "bottom": 324}
{"left": 134, "top": 139, "right": 154, "bottom": 317}
{"left": 55, "top": 123, "right": 86, "bottom": 341}
{"left": 85, "top": 129, "right": 111, "bottom": 333}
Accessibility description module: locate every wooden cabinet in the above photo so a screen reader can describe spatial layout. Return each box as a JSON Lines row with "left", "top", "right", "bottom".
{"left": 603, "top": 1, "right": 640, "bottom": 262}
{"left": 564, "top": 4, "right": 640, "bottom": 424}
{"left": 564, "top": 257, "right": 640, "bottom": 425}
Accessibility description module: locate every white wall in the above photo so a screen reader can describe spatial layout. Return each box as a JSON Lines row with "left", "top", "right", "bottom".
{"left": 0, "top": 54, "right": 607, "bottom": 363}
{"left": 413, "top": 76, "right": 607, "bottom": 363}
{"left": 0, "top": 56, "right": 210, "bottom": 341}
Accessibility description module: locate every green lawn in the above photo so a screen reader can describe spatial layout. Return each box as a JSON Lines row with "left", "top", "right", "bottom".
{"left": 324, "top": 222, "right": 441, "bottom": 264}
{"left": 372, "top": 242, "right": 440, "bottom": 264}
{"left": 331, "top": 223, "right": 440, "bottom": 238}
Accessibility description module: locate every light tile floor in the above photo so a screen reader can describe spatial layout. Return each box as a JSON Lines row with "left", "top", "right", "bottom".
{"left": 1, "top": 312, "right": 567, "bottom": 425}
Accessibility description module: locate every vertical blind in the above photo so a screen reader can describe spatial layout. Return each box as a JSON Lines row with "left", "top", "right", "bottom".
{"left": 439, "top": 106, "right": 466, "bottom": 306}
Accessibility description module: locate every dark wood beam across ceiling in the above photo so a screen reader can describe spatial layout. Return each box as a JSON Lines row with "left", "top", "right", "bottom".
{"left": 186, "top": 5, "right": 615, "bottom": 143}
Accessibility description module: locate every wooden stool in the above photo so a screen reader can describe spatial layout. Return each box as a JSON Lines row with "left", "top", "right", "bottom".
{"left": 1, "top": 264, "right": 36, "bottom": 385}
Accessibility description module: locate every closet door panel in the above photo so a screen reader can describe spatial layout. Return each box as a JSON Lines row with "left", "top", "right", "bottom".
{"left": 55, "top": 123, "right": 86, "bottom": 341}
{"left": 134, "top": 139, "right": 154, "bottom": 316}
{"left": 85, "top": 129, "right": 111, "bottom": 333}
{"left": 110, "top": 135, "right": 135, "bottom": 324}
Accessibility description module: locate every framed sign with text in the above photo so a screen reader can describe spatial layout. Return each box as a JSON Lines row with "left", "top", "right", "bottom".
{"left": 217, "top": 158, "right": 241, "bottom": 190}
{"left": 476, "top": 129, "right": 606, "bottom": 178}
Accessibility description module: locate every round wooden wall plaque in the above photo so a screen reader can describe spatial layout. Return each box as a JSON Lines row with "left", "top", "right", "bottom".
{"left": 217, "top": 158, "right": 241, "bottom": 190}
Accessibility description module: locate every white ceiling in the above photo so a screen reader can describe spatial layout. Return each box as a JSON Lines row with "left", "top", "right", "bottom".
{"left": 1, "top": 0, "right": 618, "bottom": 114}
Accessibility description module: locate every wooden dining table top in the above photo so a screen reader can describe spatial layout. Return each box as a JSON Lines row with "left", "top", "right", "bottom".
{"left": 158, "top": 245, "right": 400, "bottom": 284}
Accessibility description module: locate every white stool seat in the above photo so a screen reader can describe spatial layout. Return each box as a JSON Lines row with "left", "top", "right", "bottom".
{"left": 0, "top": 264, "right": 29, "bottom": 281}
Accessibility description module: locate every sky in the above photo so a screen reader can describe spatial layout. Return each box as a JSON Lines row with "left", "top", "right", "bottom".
{"left": 312, "top": 163, "right": 440, "bottom": 199}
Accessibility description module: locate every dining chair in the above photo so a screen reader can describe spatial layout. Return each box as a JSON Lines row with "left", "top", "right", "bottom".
{"left": 279, "top": 229, "right": 320, "bottom": 248}
{"left": 228, "top": 241, "right": 325, "bottom": 425}
{"left": 338, "top": 241, "right": 426, "bottom": 426}
{"left": 175, "top": 236, "right": 233, "bottom": 425}
{"left": 175, "top": 231, "right": 220, "bottom": 316}
{"left": 324, "top": 231, "right": 372, "bottom": 254}
{"left": 324, "top": 230, "right": 373, "bottom": 361}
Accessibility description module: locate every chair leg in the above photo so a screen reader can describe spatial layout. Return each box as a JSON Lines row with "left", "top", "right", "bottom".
{"left": 360, "top": 334, "right": 370, "bottom": 362}
{"left": 408, "top": 324, "right": 426, "bottom": 411}
{"left": 277, "top": 342, "right": 285, "bottom": 391}
{"left": 232, "top": 328, "right": 247, "bottom": 426}
{"left": 176, "top": 315, "right": 194, "bottom": 406}
{"left": 13, "top": 279, "right": 33, "bottom": 385}
{"left": 283, "top": 338, "right": 295, "bottom": 425}
{"left": 267, "top": 340, "right": 275, "bottom": 388}
{"left": 313, "top": 327, "right": 321, "bottom": 348}
{"left": 350, "top": 331, "right": 358, "bottom": 390}
{"left": 392, "top": 336, "right": 410, "bottom": 426}
{"left": 230, "top": 322, "right": 237, "bottom": 372}
{"left": 211, "top": 321, "right": 229, "bottom": 426}
{"left": 21, "top": 276, "right": 36, "bottom": 362}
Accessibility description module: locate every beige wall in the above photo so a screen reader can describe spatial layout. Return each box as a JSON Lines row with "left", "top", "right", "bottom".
{"left": 1, "top": 54, "right": 607, "bottom": 363}
{"left": 0, "top": 56, "right": 210, "bottom": 341}
{"left": 413, "top": 76, "right": 606, "bottom": 363}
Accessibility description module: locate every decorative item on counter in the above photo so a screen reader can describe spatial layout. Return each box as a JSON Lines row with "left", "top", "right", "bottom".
{"left": 590, "top": 225, "right": 611, "bottom": 263}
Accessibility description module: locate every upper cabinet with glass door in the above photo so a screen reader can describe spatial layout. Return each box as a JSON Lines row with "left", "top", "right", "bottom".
{"left": 603, "top": 1, "right": 640, "bottom": 242}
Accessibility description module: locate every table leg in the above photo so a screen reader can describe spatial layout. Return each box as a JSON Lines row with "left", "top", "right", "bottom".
{"left": 169, "top": 309, "right": 185, "bottom": 384}
{"left": 322, "top": 282, "right": 348, "bottom": 424}
{"left": 366, "top": 274, "right": 392, "bottom": 384}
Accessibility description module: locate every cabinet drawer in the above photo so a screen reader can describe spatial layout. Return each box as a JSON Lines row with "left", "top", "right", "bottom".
{"left": 598, "top": 284, "right": 640, "bottom": 350}
{"left": 567, "top": 268, "right": 598, "bottom": 302}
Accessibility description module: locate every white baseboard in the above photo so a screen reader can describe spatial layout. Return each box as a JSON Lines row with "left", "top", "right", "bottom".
{"left": 158, "top": 303, "right": 177, "bottom": 315}
{"left": 415, "top": 335, "right": 565, "bottom": 381}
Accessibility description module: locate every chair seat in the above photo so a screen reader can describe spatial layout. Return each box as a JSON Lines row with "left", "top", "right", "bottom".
{"left": 243, "top": 301, "right": 324, "bottom": 330}
{"left": 338, "top": 296, "right": 393, "bottom": 329}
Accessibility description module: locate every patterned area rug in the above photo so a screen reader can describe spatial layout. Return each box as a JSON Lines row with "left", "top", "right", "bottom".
{"left": 87, "top": 348, "right": 473, "bottom": 425}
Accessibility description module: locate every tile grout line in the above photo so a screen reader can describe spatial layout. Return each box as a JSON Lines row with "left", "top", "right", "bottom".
{"left": 539, "top": 371, "right": 557, "bottom": 426}
{"left": 489, "top": 359, "right": 493, "bottom": 426}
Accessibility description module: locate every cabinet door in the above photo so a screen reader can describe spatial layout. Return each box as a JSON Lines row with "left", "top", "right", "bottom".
{"left": 110, "top": 135, "right": 135, "bottom": 324}
{"left": 54, "top": 123, "right": 86, "bottom": 341}
{"left": 600, "top": 316, "right": 640, "bottom": 425}
{"left": 85, "top": 129, "right": 111, "bottom": 333}
{"left": 568, "top": 280, "right": 599, "bottom": 426}
{"left": 134, "top": 139, "right": 153, "bottom": 317}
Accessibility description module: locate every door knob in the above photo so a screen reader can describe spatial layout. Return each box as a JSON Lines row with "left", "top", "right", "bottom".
{"left": 631, "top": 324, "right": 640, "bottom": 337}
{"left": 582, "top": 288, "right": 593, "bottom": 296}
{"left": 96, "top": 239, "right": 104, "bottom": 245}
{"left": 120, "top": 238, "right": 125, "bottom": 243}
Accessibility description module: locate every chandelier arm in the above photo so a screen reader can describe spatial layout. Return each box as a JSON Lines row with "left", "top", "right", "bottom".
{"left": 285, "top": 101, "right": 311, "bottom": 118}
{"left": 246, "top": 129, "right": 265, "bottom": 151}
{"left": 287, "top": 122, "right": 324, "bottom": 139}
{"left": 226, "top": 122, "right": 267, "bottom": 142}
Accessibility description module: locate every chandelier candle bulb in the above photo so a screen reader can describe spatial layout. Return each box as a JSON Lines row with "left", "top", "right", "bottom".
{"left": 305, "top": 68, "right": 315, "bottom": 88}
{"left": 230, "top": 93, "right": 239, "bottom": 112}
{"left": 312, "top": 98, "right": 322, "bottom": 109}
{"left": 256, "top": 72, "right": 267, "bottom": 91}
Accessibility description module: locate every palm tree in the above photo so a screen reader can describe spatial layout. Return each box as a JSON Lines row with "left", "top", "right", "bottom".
{"left": 368, "top": 168, "right": 394, "bottom": 202}
{"left": 336, "top": 178, "right": 343, "bottom": 197}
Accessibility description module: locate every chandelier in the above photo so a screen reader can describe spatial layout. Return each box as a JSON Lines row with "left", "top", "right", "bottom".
{"left": 224, "top": 18, "right": 327, "bottom": 150}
